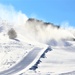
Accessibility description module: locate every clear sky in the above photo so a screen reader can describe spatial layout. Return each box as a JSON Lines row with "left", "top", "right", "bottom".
{"left": 0, "top": 0, "right": 75, "bottom": 27}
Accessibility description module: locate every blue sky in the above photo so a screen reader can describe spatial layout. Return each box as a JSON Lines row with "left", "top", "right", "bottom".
{"left": 0, "top": 0, "right": 75, "bottom": 26}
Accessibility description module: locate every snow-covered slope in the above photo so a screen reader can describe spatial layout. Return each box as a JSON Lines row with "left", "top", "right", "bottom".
{"left": 18, "top": 41, "right": 75, "bottom": 75}
{"left": 0, "top": 6, "right": 75, "bottom": 75}
{"left": 37, "top": 41, "right": 75, "bottom": 75}
{"left": 0, "top": 32, "right": 48, "bottom": 75}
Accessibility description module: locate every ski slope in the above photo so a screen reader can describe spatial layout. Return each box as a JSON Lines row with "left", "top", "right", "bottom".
{"left": 0, "top": 12, "right": 75, "bottom": 75}
{"left": 0, "top": 27, "right": 75, "bottom": 75}
{"left": 30, "top": 41, "right": 75, "bottom": 75}
{"left": 17, "top": 41, "right": 75, "bottom": 75}
{"left": 0, "top": 33, "right": 75, "bottom": 75}
{"left": 0, "top": 33, "right": 48, "bottom": 75}
{"left": 0, "top": 47, "right": 43, "bottom": 75}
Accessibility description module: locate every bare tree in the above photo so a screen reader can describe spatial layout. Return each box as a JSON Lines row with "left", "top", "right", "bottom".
{"left": 8, "top": 28, "right": 17, "bottom": 39}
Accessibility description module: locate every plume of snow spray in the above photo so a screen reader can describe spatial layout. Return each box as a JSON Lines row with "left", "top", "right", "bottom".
{"left": 0, "top": 4, "right": 28, "bottom": 32}
{"left": 0, "top": 4, "right": 75, "bottom": 46}
{"left": 24, "top": 18, "right": 75, "bottom": 44}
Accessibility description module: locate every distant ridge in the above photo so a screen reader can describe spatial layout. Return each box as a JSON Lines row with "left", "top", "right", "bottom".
{"left": 27, "top": 18, "right": 60, "bottom": 29}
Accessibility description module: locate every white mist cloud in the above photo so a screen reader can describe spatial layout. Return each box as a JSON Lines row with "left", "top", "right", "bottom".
{"left": 25, "top": 19, "right": 75, "bottom": 44}
{"left": 60, "top": 21, "right": 75, "bottom": 37}
{"left": 0, "top": 4, "right": 75, "bottom": 46}
{"left": 0, "top": 4, "right": 28, "bottom": 29}
{"left": 60, "top": 21, "right": 74, "bottom": 29}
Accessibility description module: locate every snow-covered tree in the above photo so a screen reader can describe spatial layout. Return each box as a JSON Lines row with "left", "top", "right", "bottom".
{"left": 8, "top": 28, "right": 17, "bottom": 39}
